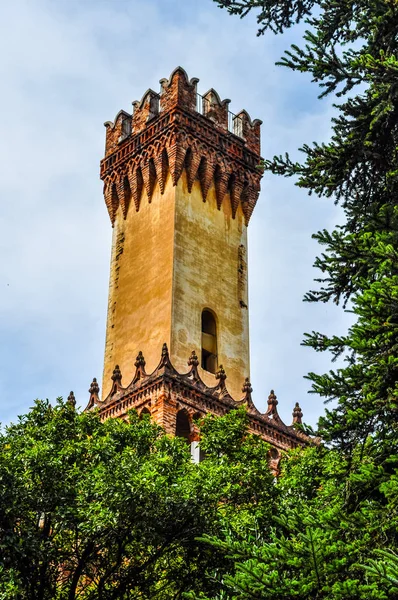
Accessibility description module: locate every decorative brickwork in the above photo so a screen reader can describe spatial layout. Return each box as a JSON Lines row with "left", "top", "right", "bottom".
{"left": 100, "top": 67, "right": 262, "bottom": 226}
{"left": 87, "top": 344, "right": 310, "bottom": 456}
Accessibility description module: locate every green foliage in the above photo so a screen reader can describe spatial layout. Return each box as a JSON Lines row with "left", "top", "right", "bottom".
{"left": 197, "top": 1, "right": 398, "bottom": 598}
{"left": 0, "top": 401, "right": 275, "bottom": 599}
{"left": 362, "top": 549, "right": 398, "bottom": 595}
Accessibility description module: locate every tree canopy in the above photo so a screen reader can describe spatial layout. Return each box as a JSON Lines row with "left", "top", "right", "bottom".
{"left": 0, "top": 401, "right": 275, "bottom": 599}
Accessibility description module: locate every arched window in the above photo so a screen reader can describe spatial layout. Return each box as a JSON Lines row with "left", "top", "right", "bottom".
{"left": 176, "top": 410, "right": 191, "bottom": 445}
{"left": 201, "top": 309, "right": 218, "bottom": 374}
{"left": 140, "top": 407, "right": 151, "bottom": 419}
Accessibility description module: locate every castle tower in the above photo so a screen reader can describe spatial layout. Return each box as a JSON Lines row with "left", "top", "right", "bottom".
{"left": 89, "top": 68, "right": 309, "bottom": 461}
{"left": 100, "top": 67, "right": 262, "bottom": 401}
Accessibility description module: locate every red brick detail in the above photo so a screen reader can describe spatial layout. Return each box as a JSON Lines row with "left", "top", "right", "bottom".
{"left": 159, "top": 67, "right": 198, "bottom": 114}
{"left": 154, "top": 149, "right": 168, "bottom": 194}
{"left": 235, "top": 110, "right": 262, "bottom": 155}
{"left": 185, "top": 146, "right": 202, "bottom": 193}
{"left": 198, "top": 156, "right": 216, "bottom": 201}
{"left": 104, "top": 110, "right": 131, "bottom": 158}
{"left": 167, "top": 138, "right": 187, "bottom": 186}
{"left": 230, "top": 176, "right": 244, "bottom": 219}
{"left": 116, "top": 174, "right": 130, "bottom": 219}
{"left": 132, "top": 90, "right": 160, "bottom": 133}
{"left": 101, "top": 68, "right": 263, "bottom": 226}
{"left": 127, "top": 165, "right": 143, "bottom": 212}
{"left": 141, "top": 158, "right": 156, "bottom": 200}
{"left": 214, "top": 165, "right": 230, "bottom": 210}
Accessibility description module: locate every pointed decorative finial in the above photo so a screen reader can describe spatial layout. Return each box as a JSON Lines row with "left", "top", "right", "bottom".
{"left": 112, "top": 365, "right": 122, "bottom": 384}
{"left": 242, "top": 377, "right": 253, "bottom": 397}
{"left": 241, "top": 377, "right": 257, "bottom": 410}
{"left": 158, "top": 342, "right": 172, "bottom": 369}
{"left": 215, "top": 365, "right": 227, "bottom": 391}
{"left": 188, "top": 350, "right": 200, "bottom": 381}
{"left": 292, "top": 402, "right": 303, "bottom": 425}
{"left": 132, "top": 350, "right": 147, "bottom": 383}
{"left": 188, "top": 350, "right": 199, "bottom": 368}
{"left": 67, "top": 391, "right": 76, "bottom": 408}
{"left": 135, "top": 351, "right": 146, "bottom": 369}
{"left": 266, "top": 389, "right": 279, "bottom": 417}
{"left": 86, "top": 377, "right": 100, "bottom": 410}
{"left": 89, "top": 378, "right": 100, "bottom": 396}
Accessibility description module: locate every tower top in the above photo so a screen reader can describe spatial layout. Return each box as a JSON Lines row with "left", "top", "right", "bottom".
{"left": 100, "top": 66, "right": 263, "bottom": 225}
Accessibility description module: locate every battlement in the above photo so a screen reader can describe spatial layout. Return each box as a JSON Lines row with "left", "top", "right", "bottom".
{"left": 104, "top": 67, "right": 261, "bottom": 157}
{"left": 100, "top": 68, "right": 263, "bottom": 225}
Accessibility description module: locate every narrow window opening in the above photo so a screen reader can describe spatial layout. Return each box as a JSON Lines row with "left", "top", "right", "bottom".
{"left": 176, "top": 410, "right": 191, "bottom": 445}
{"left": 140, "top": 407, "right": 151, "bottom": 419}
{"left": 233, "top": 115, "right": 244, "bottom": 138}
{"left": 148, "top": 94, "right": 160, "bottom": 120}
{"left": 201, "top": 310, "right": 218, "bottom": 374}
{"left": 118, "top": 116, "right": 131, "bottom": 143}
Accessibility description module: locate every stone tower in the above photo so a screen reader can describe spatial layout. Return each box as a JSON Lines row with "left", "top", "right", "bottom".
{"left": 101, "top": 67, "right": 261, "bottom": 401}
{"left": 88, "top": 68, "right": 308, "bottom": 461}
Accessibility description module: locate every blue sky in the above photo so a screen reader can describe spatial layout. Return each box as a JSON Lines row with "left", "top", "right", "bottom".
{"left": 0, "top": 0, "right": 351, "bottom": 428}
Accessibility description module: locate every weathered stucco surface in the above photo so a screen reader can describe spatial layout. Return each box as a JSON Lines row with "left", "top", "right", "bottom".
{"left": 102, "top": 175, "right": 175, "bottom": 398}
{"left": 171, "top": 172, "right": 249, "bottom": 399}
{"left": 102, "top": 172, "right": 249, "bottom": 400}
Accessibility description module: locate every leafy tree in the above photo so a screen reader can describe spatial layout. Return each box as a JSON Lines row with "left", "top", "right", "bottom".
{"left": 362, "top": 549, "right": 398, "bottom": 596}
{"left": 0, "top": 401, "right": 275, "bottom": 599}
{"left": 186, "top": 445, "right": 398, "bottom": 599}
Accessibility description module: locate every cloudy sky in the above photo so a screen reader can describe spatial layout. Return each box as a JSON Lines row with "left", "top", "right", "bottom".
{"left": 0, "top": 0, "right": 351, "bottom": 428}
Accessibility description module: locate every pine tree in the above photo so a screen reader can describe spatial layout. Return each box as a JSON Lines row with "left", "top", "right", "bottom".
{"left": 214, "top": 0, "right": 398, "bottom": 453}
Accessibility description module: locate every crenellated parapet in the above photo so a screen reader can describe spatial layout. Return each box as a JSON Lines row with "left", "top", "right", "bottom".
{"left": 85, "top": 343, "right": 312, "bottom": 454}
{"left": 101, "top": 67, "right": 263, "bottom": 226}
{"left": 159, "top": 67, "right": 198, "bottom": 114}
{"left": 201, "top": 88, "right": 230, "bottom": 132}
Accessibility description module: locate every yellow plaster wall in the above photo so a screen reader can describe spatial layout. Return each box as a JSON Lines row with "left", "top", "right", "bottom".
{"left": 171, "top": 173, "right": 250, "bottom": 400}
{"left": 102, "top": 174, "right": 175, "bottom": 398}
{"left": 102, "top": 170, "right": 250, "bottom": 401}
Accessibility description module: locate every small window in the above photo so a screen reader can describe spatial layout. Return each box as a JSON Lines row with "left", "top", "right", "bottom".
{"left": 176, "top": 410, "right": 191, "bottom": 445}
{"left": 201, "top": 310, "right": 218, "bottom": 374}
{"left": 149, "top": 95, "right": 159, "bottom": 119}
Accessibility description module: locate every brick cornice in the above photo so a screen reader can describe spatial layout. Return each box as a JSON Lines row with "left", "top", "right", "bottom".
{"left": 100, "top": 108, "right": 260, "bottom": 178}
{"left": 88, "top": 344, "right": 312, "bottom": 452}
{"left": 100, "top": 68, "right": 263, "bottom": 225}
